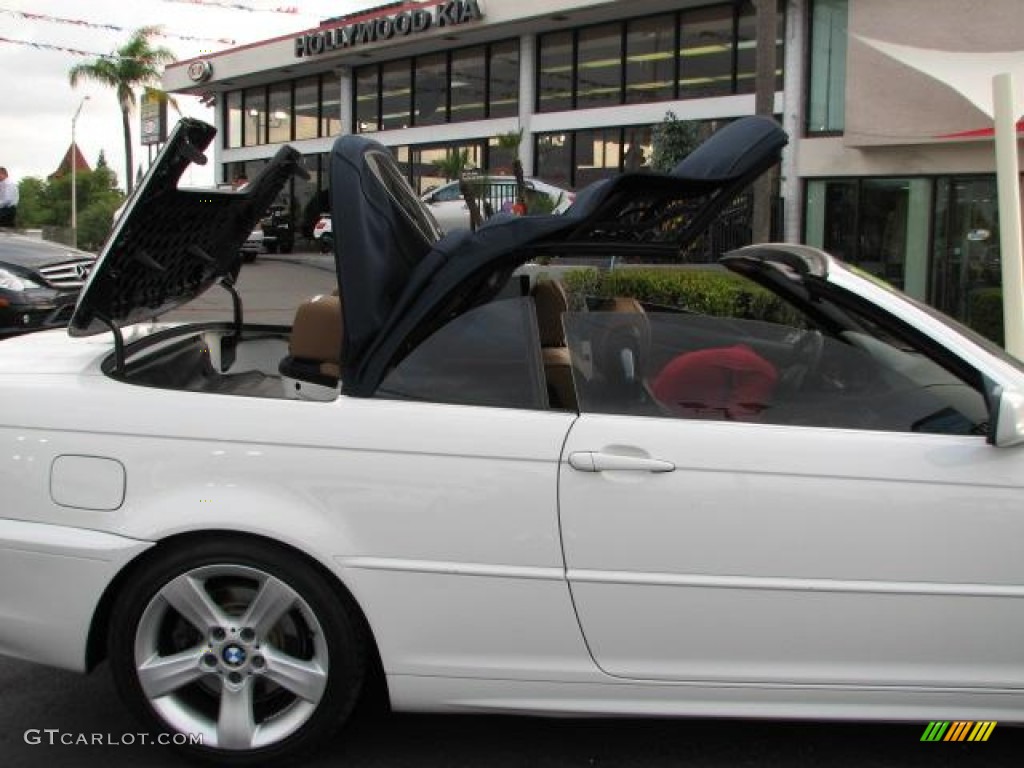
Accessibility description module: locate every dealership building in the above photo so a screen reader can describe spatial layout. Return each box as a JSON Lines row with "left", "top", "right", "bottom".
{"left": 164, "top": 0, "right": 1024, "bottom": 325}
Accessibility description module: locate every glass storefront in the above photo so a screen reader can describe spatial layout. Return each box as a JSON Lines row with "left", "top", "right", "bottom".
{"left": 805, "top": 175, "right": 1013, "bottom": 338}
{"left": 932, "top": 177, "right": 1002, "bottom": 329}
{"left": 805, "top": 178, "right": 931, "bottom": 299}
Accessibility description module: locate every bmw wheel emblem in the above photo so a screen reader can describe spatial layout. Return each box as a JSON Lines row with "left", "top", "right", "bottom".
{"left": 222, "top": 644, "right": 247, "bottom": 667}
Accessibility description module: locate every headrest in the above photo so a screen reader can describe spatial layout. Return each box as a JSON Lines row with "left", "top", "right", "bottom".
{"left": 532, "top": 280, "right": 569, "bottom": 347}
{"left": 290, "top": 294, "right": 343, "bottom": 365}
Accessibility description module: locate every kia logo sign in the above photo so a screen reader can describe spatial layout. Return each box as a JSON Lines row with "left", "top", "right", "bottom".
{"left": 187, "top": 60, "right": 213, "bottom": 83}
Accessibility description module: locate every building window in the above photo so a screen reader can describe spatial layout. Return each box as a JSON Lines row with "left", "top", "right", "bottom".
{"left": 225, "top": 90, "right": 242, "bottom": 148}
{"left": 678, "top": 5, "right": 735, "bottom": 99}
{"left": 805, "top": 177, "right": 932, "bottom": 301}
{"left": 354, "top": 40, "right": 519, "bottom": 133}
{"left": 575, "top": 128, "right": 623, "bottom": 187}
{"left": 487, "top": 135, "right": 516, "bottom": 175}
{"left": 293, "top": 153, "right": 322, "bottom": 237}
{"left": 268, "top": 82, "right": 292, "bottom": 144}
{"left": 537, "top": 30, "right": 574, "bottom": 112}
{"left": 451, "top": 46, "right": 486, "bottom": 122}
{"left": 411, "top": 142, "right": 484, "bottom": 195}
{"left": 294, "top": 76, "right": 320, "bottom": 140}
{"left": 576, "top": 23, "right": 623, "bottom": 110}
{"left": 625, "top": 15, "right": 677, "bottom": 104}
{"left": 243, "top": 87, "right": 266, "bottom": 147}
{"left": 415, "top": 53, "right": 448, "bottom": 126}
{"left": 932, "top": 177, "right": 1000, "bottom": 330}
{"left": 538, "top": 5, "right": 786, "bottom": 114}
{"left": 735, "top": 1, "right": 786, "bottom": 95}
{"left": 623, "top": 125, "right": 654, "bottom": 171}
{"left": 488, "top": 39, "right": 520, "bottom": 118}
{"left": 535, "top": 125, "right": 658, "bottom": 189}
{"left": 320, "top": 74, "right": 341, "bottom": 138}
{"left": 381, "top": 60, "right": 412, "bottom": 131}
{"left": 535, "top": 132, "right": 572, "bottom": 190}
{"left": 806, "top": 0, "right": 848, "bottom": 133}
{"left": 355, "top": 67, "right": 380, "bottom": 133}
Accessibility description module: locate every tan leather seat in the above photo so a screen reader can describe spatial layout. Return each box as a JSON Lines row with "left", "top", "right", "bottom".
{"left": 531, "top": 279, "right": 577, "bottom": 410}
{"left": 279, "top": 294, "right": 343, "bottom": 400}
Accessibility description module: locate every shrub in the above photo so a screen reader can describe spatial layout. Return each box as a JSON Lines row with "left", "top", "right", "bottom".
{"left": 562, "top": 268, "right": 801, "bottom": 324}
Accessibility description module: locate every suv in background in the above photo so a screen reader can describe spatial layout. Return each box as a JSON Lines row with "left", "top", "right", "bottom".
{"left": 260, "top": 204, "right": 294, "bottom": 254}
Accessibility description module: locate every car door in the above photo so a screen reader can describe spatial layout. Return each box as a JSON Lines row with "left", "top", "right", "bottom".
{"left": 557, "top": 282, "right": 1024, "bottom": 691}
{"left": 425, "top": 182, "right": 469, "bottom": 232}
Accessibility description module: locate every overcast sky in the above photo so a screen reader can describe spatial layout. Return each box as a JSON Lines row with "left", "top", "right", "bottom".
{"left": 0, "top": 0, "right": 378, "bottom": 189}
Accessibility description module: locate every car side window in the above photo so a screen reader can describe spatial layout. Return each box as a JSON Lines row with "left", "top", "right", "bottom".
{"left": 564, "top": 291, "right": 989, "bottom": 436}
{"left": 432, "top": 184, "right": 462, "bottom": 203}
{"left": 377, "top": 297, "right": 549, "bottom": 410}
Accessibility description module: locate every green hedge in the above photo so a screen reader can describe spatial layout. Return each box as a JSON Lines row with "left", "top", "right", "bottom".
{"left": 561, "top": 268, "right": 802, "bottom": 325}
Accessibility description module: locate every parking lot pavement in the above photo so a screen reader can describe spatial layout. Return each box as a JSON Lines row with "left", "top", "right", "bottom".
{"left": 261, "top": 249, "right": 335, "bottom": 273}
{"left": 163, "top": 253, "right": 336, "bottom": 326}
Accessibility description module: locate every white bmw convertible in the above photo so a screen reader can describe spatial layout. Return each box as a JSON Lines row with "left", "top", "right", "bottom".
{"left": 2, "top": 116, "right": 1024, "bottom": 764}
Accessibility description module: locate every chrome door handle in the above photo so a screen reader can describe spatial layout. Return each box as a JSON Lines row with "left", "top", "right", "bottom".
{"left": 568, "top": 451, "right": 675, "bottom": 473}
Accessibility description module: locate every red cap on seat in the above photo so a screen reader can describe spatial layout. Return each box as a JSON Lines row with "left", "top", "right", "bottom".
{"left": 652, "top": 344, "right": 777, "bottom": 421}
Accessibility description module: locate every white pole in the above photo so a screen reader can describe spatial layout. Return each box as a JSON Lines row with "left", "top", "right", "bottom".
{"left": 994, "top": 72, "right": 1024, "bottom": 358}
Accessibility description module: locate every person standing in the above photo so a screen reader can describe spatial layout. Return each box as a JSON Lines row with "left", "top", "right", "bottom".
{"left": 0, "top": 167, "right": 17, "bottom": 227}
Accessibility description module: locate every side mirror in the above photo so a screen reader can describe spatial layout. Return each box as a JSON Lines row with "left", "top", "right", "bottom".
{"left": 991, "top": 387, "right": 1024, "bottom": 447}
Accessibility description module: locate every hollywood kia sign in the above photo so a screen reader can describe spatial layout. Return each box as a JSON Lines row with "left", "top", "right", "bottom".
{"left": 295, "top": 1, "right": 484, "bottom": 58}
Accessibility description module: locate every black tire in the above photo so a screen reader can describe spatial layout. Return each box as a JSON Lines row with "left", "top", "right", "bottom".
{"left": 242, "top": 251, "right": 256, "bottom": 263}
{"left": 108, "top": 537, "right": 366, "bottom": 765}
{"left": 318, "top": 234, "right": 333, "bottom": 254}
{"left": 265, "top": 242, "right": 279, "bottom": 254}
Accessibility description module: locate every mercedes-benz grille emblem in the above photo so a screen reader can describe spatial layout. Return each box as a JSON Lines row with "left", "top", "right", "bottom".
{"left": 74, "top": 263, "right": 89, "bottom": 279}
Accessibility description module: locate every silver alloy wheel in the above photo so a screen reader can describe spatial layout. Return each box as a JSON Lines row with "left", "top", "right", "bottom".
{"left": 133, "top": 564, "right": 330, "bottom": 750}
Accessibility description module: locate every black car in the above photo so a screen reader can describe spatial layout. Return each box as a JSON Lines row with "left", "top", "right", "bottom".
{"left": 0, "top": 231, "right": 95, "bottom": 336}
{"left": 260, "top": 204, "right": 294, "bottom": 253}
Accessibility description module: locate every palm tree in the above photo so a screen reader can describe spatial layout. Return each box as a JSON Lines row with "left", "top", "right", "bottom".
{"left": 69, "top": 26, "right": 177, "bottom": 195}
{"left": 432, "top": 149, "right": 484, "bottom": 230}
{"left": 495, "top": 129, "right": 526, "bottom": 212}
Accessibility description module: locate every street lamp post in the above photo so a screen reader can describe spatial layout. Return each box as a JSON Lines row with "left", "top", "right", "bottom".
{"left": 71, "top": 95, "right": 89, "bottom": 249}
